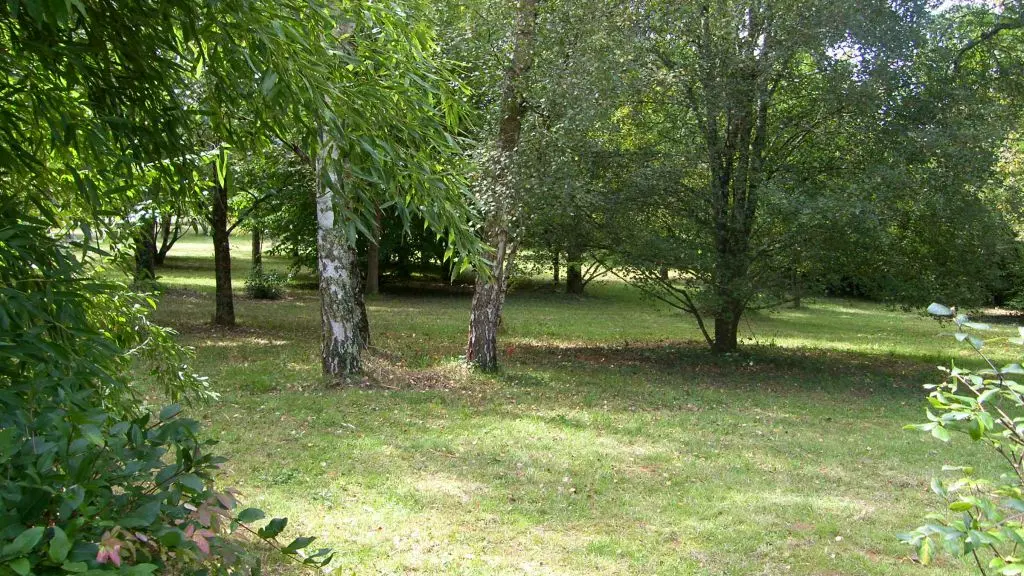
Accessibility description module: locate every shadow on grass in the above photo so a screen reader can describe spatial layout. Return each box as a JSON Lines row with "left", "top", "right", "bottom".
{"left": 507, "top": 340, "right": 942, "bottom": 396}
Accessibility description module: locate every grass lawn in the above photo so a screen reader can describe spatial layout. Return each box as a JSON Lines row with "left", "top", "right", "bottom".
{"left": 143, "top": 235, "right": 1019, "bottom": 575}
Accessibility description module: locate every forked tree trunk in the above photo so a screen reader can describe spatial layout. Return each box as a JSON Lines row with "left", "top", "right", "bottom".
{"left": 365, "top": 209, "right": 381, "bottom": 296}
{"left": 212, "top": 181, "right": 235, "bottom": 326}
{"left": 466, "top": 0, "right": 538, "bottom": 371}
{"left": 315, "top": 170, "right": 369, "bottom": 377}
{"left": 154, "top": 215, "right": 173, "bottom": 266}
{"left": 251, "top": 227, "right": 263, "bottom": 269}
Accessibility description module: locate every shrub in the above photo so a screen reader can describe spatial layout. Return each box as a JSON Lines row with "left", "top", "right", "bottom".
{"left": 244, "top": 266, "right": 285, "bottom": 300}
{"left": 901, "top": 302, "right": 1024, "bottom": 574}
{"left": 0, "top": 219, "right": 330, "bottom": 576}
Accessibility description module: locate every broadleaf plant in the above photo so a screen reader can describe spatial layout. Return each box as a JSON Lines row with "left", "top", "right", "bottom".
{"left": 902, "top": 303, "right": 1024, "bottom": 574}
{"left": 0, "top": 217, "right": 332, "bottom": 576}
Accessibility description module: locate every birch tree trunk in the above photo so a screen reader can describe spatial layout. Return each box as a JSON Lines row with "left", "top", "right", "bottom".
{"left": 315, "top": 174, "right": 369, "bottom": 377}
{"left": 466, "top": 0, "right": 538, "bottom": 372}
{"left": 468, "top": 230, "right": 514, "bottom": 371}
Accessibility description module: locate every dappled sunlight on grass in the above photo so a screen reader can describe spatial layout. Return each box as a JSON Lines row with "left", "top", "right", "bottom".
{"left": 138, "top": 241, "right": 1011, "bottom": 575}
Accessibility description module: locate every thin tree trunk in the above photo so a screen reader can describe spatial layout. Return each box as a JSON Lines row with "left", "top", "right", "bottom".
{"left": 315, "top": 160, "right": 369, "bottom": 377}
{"left": 251, "top": 226, "right": 263, "bottom": 269}
{"left": 212, "top": 181, "right": 235, "bottom": 326}
{"left": 468, "top": 231, "right": 512, "bottom": 372}
{"left": 552, "top": 251, "right": 560, "bottom": 284}
{"left": 466, "top": 0, "right": 538, "bottom": 372}
{"left": 154, "top": 215, "right": 172, "bottom": 266}
{"left": 566, "top": 246, "right": 583, "bottom": 295}
{"left": 366, "top": 209, "right": 381, "bottom": 295}
{"left": 134, "top": 219, "right": 157, "bottom": 283}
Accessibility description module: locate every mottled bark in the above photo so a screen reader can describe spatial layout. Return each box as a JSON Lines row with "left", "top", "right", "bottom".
{"left": 315, "top": 175, "right": 369, "bottom": 377}
{"left": 468, "top": 230, "right": 513, "bottom": 372}
{"left": 211, "top": 181, "right": 235, "bottom": 326}
{"left": 466, "top": 0, "right": 538, "bottom": 371}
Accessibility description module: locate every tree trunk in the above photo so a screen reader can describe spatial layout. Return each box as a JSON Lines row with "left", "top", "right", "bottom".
{"left": 468, "top": 232, "right": 511, "bottom": 372}
{"left": 315, "top": 166, "right": 369, "bottom": 378}
{"left": 566, "top": 246, "right": 584, "bottom": 295}
{"left": 552, "top": 251, "right": 560, "bottom": 284}
{"left": 659, "top": 266, "right": 669, "bottom": 282}
{"left": 154, "top": 215, "right": 172, "bottom": 266}
{"left": 212, "top": 181, "right": 235, "bottom": 326}
{"left": 711, "top": 313, "right": 741, "bottom": 354}
{"left": 251, "top": 226, "right": 263, "bottom": 269}
{"left": 134, "top": 219, "right": 157, "bottom": 283}
{"left": 466, "top": 0, "right": 537, "bottom": 371}
{"left": 366, "top": 209, "right": 381, "bottom": 295}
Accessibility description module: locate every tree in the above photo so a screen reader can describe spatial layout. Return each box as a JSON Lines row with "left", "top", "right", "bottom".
{"left": 0, "top": 1, "right": 339, "bottom": 573}
{"left": 595, "top": 0, "right": 936, "bottom": 353}
{"left": 465, "top": 0, "right": 540, "bottom": 371}
{"left": 279, "top": 5, "right": 481, "bottom": 378}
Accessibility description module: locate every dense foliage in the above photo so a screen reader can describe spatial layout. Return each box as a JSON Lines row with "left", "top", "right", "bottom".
{"left": 0, "top": 218, "right": 331, "bottom": 576}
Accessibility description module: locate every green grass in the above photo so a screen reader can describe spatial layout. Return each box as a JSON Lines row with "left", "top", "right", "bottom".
{"left": 144, "top": 234, "right": 1019, "bottom": 575}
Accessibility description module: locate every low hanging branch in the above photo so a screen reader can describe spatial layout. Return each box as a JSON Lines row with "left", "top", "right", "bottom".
{"left": 598, "top": 259, "right": 715, "bottom": 348}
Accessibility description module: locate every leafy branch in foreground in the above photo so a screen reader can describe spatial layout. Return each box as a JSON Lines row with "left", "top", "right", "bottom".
{"left": 901, "top": 302, "right": 1024, "bottom": 575}
{"left": 0, "top": 218, "right": 332, "bottom": 576}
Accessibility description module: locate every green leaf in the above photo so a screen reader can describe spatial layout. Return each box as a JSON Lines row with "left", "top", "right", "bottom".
{"left": 928, "top": 303, "right": 953, "bottom": 317}
{"left": 949, "top": 501, "right": 974, "bottom": 512}
{"left": 177, "top": 474, "right": 205, "bottom": 493}
{"left": 260, "top": 71, "right": 279, "bottom": 96}
{"left": 3, "top": 527, "right": 45, "bottom": 556}
{"left": 918, "top": 537, "right": 933, "bottom": 565}
{"left": 236, "top": 508, "right": 265, "bottom": 524}
{"left": 978, "top": 388, "right": 1000, "bottom": 404}
{"left": 79, "top": 425, "right": 103, "bottom": 447}
{"left": 120, "top": 564, "right": 158, "bottom": 576}
{"left": 48, "top": 527, "right": 71, "bottom": 563}
{"left": 283, "top": 536, "right": 315, "bottom": 554}
{"left": 257, "top": 518, "right": 287, "bottom": 539}
{"left": 8, "top": 558, "right": 30, "bottom": 576}
{"left": 120, "top": 500, "right": 161, "bottom": 528}
{"left": 157, "top": 530, "right": 185, "bottom": 548}
{"left": 159, "top": 404, "right": 182, "bottom": 421}
{"left": 968, "top": 335, "right": 984, "bottom": 350}
{"left": 932, "top": 426, "right": 951, "bottom": 442}
{"left": 61, "top": 561, "right": 87, "bottom": 573}
{"left": 962, "top": 321, "right": 991, "bottom": 330}
{"left": 0, "top": 427, "right": 20, "bottom": 463}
